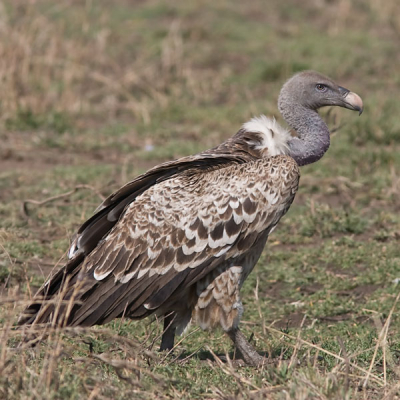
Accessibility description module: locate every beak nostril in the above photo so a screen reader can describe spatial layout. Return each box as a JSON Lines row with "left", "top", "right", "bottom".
{"left": 338, "top": 86, "right": 350, "bottom": 97}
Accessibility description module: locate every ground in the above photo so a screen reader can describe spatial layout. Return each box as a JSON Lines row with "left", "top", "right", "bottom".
{"left": 0, "top": 0, "right": 400, "bottom": 399}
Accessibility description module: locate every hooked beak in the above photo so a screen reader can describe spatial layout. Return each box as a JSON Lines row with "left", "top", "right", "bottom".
{"left": 338, "top": 86, "right": 364, "bottom": 115}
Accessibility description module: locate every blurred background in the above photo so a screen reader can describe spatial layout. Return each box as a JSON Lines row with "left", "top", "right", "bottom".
{"left": 0, "top": 1, "right": 399, "bottom": 398}
{"left": 1, "top": 0, "right": 399, "bottom": 161}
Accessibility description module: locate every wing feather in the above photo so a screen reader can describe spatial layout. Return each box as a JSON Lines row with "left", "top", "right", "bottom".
{"left": 68, "top": 153, "right": 251, "bottom": 259}
{"left": 21, "top": 153, "right": 299, "bottom": 327}
{"left": 20, "top": 130, "right": 301, "bottom": 327}
{"left": 65, "top": 155, "right": 299, "bottom": 324}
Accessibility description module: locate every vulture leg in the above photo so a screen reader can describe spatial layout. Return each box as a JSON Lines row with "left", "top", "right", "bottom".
{"left": 159, "top": 313, "right": 176, "bottom": 351}
{"left": 227, "top": 328, "right": 266, "bottom": 367}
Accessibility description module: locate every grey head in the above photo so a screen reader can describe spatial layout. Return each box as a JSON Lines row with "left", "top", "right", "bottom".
{"left": 277, "top": 71, "right": 363, "bottom": 166}
{"left": 278, "top": 70, "right": 363, "bottom": 116}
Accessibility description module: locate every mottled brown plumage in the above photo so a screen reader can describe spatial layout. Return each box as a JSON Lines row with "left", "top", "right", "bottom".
{"left": 19, "top": 71, "right": 363, "bottom": 366}
{"left": 20, "top": 151, "right": 299, "bottom": 329}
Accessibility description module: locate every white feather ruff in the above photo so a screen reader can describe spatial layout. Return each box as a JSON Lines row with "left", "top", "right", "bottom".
{"left": 242, "top": 115, "right": 291, "bottom": 156}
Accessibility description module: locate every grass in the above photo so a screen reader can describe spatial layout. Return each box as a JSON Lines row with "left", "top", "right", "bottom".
{"left": 1, "top": 0, "right": 400, "bottom": 398}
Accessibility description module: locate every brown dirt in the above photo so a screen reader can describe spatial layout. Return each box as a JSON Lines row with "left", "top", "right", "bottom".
{"left": 274, "top": 312, "right": 309, "bottom": 329}
{"left": 263, "top": 280, "right": 291, "bottom": 299}
{"left": 336, "top": 284, "right": 382, "bottom": 299}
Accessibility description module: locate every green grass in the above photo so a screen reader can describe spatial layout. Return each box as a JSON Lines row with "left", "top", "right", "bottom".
{"left": 1, "top": 0, "right": 400, "bottom": 398}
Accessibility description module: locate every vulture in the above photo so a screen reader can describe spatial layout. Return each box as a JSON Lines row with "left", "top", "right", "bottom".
{"left": 19, "top": 71, "right": 363, "bottom": 366}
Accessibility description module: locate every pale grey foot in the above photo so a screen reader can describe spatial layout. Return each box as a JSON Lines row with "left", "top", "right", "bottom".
{"left": 226, "top": 328, "right": 267, "bottom": 367}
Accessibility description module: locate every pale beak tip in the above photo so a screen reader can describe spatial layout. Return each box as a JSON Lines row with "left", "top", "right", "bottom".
{"left": 344, "top": 91, "right": 363, "bottom": 116}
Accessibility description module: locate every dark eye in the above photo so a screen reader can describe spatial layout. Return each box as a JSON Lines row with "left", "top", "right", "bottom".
{"left": 316, "top": 84, "right": 327, "bottom": 92}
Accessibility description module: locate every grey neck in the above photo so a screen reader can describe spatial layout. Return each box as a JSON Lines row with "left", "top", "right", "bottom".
{"left": 280, "top": 104, "right": 330, "bottom": 167}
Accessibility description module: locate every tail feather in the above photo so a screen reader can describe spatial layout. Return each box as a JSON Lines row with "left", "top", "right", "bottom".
{"left": 18, "top": 254, "right": 180, "bottom": 328}
{"left": 17, "top": 254, "right": 86, "bottom": 326}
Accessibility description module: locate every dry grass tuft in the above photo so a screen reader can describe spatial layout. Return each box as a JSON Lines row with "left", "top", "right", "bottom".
{"left": 0, "top": 294, "right": 165, "bottom": 399}
{"left": 1, "top": 0, "right": 400, "bottom": 398}
{"left": 0, "top": 2, "right": 228, "bottom": 127}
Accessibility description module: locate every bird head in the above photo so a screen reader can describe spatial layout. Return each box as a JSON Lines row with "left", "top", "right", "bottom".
{"left": 278, "top": 71, "right": 363, "bottom": 115}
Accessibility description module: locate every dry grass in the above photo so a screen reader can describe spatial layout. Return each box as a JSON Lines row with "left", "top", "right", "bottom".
{"left": 0, "top": 1, "right": 228, "bottom": 126}
{"left": 1, "top": 0, "right": 400, "bottom": 398}
{"left": 1, "top": 287, "right": 399, "bottom": 399}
